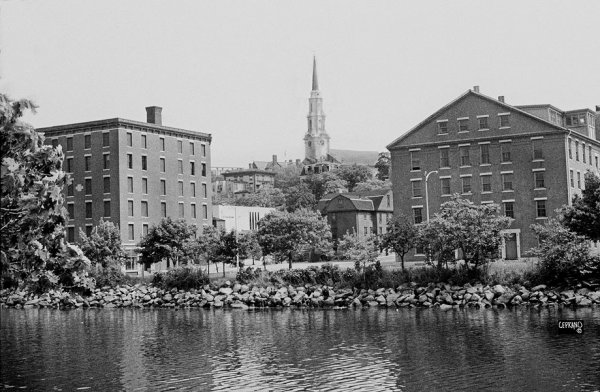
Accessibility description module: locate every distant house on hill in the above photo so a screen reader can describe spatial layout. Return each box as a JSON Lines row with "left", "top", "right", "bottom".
{"left": 317, "top": 188, "right": 393, "bottom": 241}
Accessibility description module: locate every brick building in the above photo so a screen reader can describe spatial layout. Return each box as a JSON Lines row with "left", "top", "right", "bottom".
{"left": 317, "top": 189, "right": 393, "bottom": 241}
{"left": 387, "top": 87, "right": 599, "bottom": 262}
{"left": 39, "top": 106, "right": 212, "bottom": 272}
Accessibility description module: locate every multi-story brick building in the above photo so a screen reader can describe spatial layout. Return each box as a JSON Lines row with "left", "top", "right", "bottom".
{"left": 39, "top": 106, "right": 212, "bottom": 272}
{"left": 387, "top": 87, "right": 599, "bottom": 261}
{"left": 317, "top": 189, "right": 393, "bottom": 241}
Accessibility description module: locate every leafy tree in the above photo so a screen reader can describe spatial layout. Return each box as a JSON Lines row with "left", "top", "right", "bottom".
{"left": 374, "top": 152, "right": 391, "bottom": 181}
{"left": 137, "top": 218, "right": 198, "bottom": 269}
{"left": 337, "top": 232, "right": 380, "bottom": 279}
{"left": 353, "top": 178, "right": 391, "bottom": 192}
{"left": 283, "top": 182, "right": 317, "bottom": 212}
{"left": 415, "top": 219, "right": 457, "bottom": 269}
{"left": 304, "top": 172, "right": 347, "bottom": 201}
{"left": 380, "top": 214, "right": 417, "bottom": 271}
{"left": 1, "top": 94, "right": 92, "bottom": 290}
{"left": 78, "top": 219, "right": 127, "bottom": 269}
{"left": 274, "top": 165, "right": 303, "bottom": 190}
{"left": 234, "top": 188, "right": 285, "bottom": 207}
{"left": 562, "top": 171, "right": 600, "bottom": 241}
{"left": 197, "top": 226, "right": 240, "bottom": 276}
{"left": 334, "top": 164, "right": 373, "bottom": 192}
{"left": 257, "top": 209, "right": 332, "bottom": 269}
{"left": 530, "top": 218, "right": 600, "bottom": 286}
{"left": 238, "top": 231, "right": 263, "bottom": 267}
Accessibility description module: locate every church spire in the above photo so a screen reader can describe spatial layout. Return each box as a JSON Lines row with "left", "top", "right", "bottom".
{"left": 312, "top": 56, "right": 319, "bottom": 91}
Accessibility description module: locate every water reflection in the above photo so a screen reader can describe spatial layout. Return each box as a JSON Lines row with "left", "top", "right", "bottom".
{"left": 1, "top": 307, "right": 599, "bottom": 391}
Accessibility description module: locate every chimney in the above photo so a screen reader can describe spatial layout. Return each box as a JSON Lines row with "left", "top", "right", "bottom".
{"left": 146, "top": 106, "right": 162, "bottom": 125}
{"left": 272, "top": 154, "right": 277, "bottom": 164}
{"left": 473, "top": 86, "right": 480, "bottom": 93}
{"left": 498, "top": 96, "right": 505, "bottom": 103}
{"left": 596, "top": 105, "right": 600, "bottom": 112}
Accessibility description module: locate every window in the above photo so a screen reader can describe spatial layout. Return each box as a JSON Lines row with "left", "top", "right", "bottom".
{"left": 141, "top": 201, "right": 148, "bottom": 217}
{"left": 589, "top": 146, "right": 592, "bottom": 165}
{"left": 161, "top": 179, "right": 167, "bottom": 195}
{"left": 575, "top": 141, "right": 579, "bottom": 161}
{"left": 536, "top": 200, "right": 547, "bottom": 218}
{"left": 478, "top": 117, "right": 488, "bottom": 130}
{"left": 103, "top": 154, "right": 110, "bottom": 170}
{"left": 201, "top": 144, "right": 206, "bottom": 157}
{"left": 499, "top": 114, "right": 510, "bottom": 127}
{"left": 85, "top": 178, "right": 92, "bottom": 195}
{"left": 67, "top": 227, "right": 75, "bottom": 243}
{"left": 568, "top": 139, "right": 573, "bottom": 159}
{"left": 566, "top": 113, "right": 586, "bottom": 126}
{"left": 201, "top": 163, "right": 207, "bottom": 177}
{"left": 102, "top": 132, "right": 110, "bottom": 147}
{"left": 178, "top": 140, "right": 183, "bottom": 153}
{"left": 480, "top": 144, "right": 490, "bottom": 164}
{"left": 191, "top": 203, "right": 197, "bottom": 219}
{"left": 142, "top": 178, "right": 148, "bottom": 194}
{"left": 532, "top": 139, "right": 544, "bottom": 160}
{"left": 481, "top": 175, "right": 492, "bottom": 192}
{"left": 51, "top": 139, "right": 58, "bottom": 148}
{"left": 128, "top": 224, "right": 135, "bottom": 241}
{"left": 502, "top": 173, "right": 513, "bottom": 191}
{"left": 534, "top": 171, "right": 545, "bottom": 188}
{"left": 577, "top": 172, "right": 581, "bottom": 189}
{"left": 161, "top": 202, "right": 167, "bottom": 217}
{"left": 67, "top": 183, "right": 74, "bottom": 197}
{"left": 142, "top": 224, "right": 149, "bottom": 237}
{"left": 127, "top": 132, "right": 133, "bottom": 147}
{"left": 160, "top": 137, "right": 165, "bottom": 151}
{"left": 103, "top": 200, "right": 111, "bottom": 217}
{"left": 141, "top": 135, "right": 147, "bottom": 149}
{"left": 596, "top": 156, "right": 599, "bottom": 169}
{"left": 160, "top": 157, "right": 166, "bottom": 172}
{"left": 461, "top": 177, "right": 471, "bottom": 193}
{"left": 84, "top": 135, "right": 91, "bottom": 149}
{"left": 441, "top": 178, "right": 451, "bottom": 195}
{"left": 437, "top": 121, "right": 448, "bottom": 134}
{"left": 179, "top": 203, "right": 184, "bottom": 218}
{"left": 387, "top": 194, "right": 391, "bottom": 207}
{"left": 67, "top": 203, "right": 74, "bottom": 219}
{"left": 570, "top": 170, "right": 574, "bottom": 187}
{"left": 583, "top": 144, "right": 586, "bottom": 163}
{"left": 190, "top": 142, "right": 195, "bottom": 155}
{"left": 190, "top": 162, "right": 196, "bottom": 175}
{"left": 191, "top": 182, "right": 196, "bottom": 197}
{"left": 178, "top": 160, "right": 183, "bottom": 174}
{"left": 458, "top": 119, "right": 469, "bottom": 132}
{"left": 439, "top": 149, "right": 449, "bottom": 168}
{"left": 85, "top": 202, "right": 92, "bottom": 219}
{"left": 127, "top": 154, "right": 133, "bottom": 169}
{"left": 127, "top": 176, "right": 134, "bottom": 193}
{"left": 178, "top": 181, "right": 184, "bottom": 196}
{"left": 202, "top": 183, "right": 207, "bottom": 198}
{"left": 84, "top": 156, "right": 91, "bottom": 171}
{"left": 66, "top": 158, "right": 73, "bottom": 173}
{"left": 460, "top": 146, "right": 470, "bottom": 166}
{"left": 413, "top": 208, "right": 423, "bottom": 224}
{"left": 103, "top": 177, "right": 110, "bottom": 193}
{"left": 66, "top": 137, "right": 73, "bottom": 151}
{"left": 504, "top": 202, "right": 514, "bottom": 218}
{"left": 128, "top": 200, "right": 134, "bottom": 216}
{"left": 85, "top": 225, "right": 93, "bottom": 237}
{"left": 412, "top": 180, "right": 422, "bottom": 197}
{"left": 141, "top": 156, "right": 147, "bottom": 171}
{"left": 202, "top": 204, "right": 208, "bottom": 219}
{"left": 501, "top": 143, "right": 511, "bottom": 163}
{"left": 410, "top": 151, "right": 420, "bottom": 171}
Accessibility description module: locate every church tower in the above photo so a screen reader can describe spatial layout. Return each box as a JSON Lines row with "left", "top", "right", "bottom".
{"left": 304, "top": 57, "right": 330, "bottom": 162}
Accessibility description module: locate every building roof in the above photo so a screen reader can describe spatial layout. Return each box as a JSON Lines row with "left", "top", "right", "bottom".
{"left": 222, "top": 169, "right": 276, "bottom": 178}
{"left": 319, "top": 188, "right": 392, "bottom": 213}
{"left": 328, "top": 149, "right": 380, "bottom": 166}
{"left": 37, "top": 117, "right": 212, "bottom": 142}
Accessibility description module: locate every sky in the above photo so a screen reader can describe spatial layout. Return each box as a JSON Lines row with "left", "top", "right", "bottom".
{"left": 1, "top": 0, "right": 599, "bottom": 167}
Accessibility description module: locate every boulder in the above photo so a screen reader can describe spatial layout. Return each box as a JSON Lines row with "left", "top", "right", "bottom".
{"left": 492, "top": 285, "right": 506, "bottom": 295}
{"left": 219, "top": 287, "right": 233, "bottom": 296}
{"left": 531, "top": 284, "right": 546, "bottom": 292}
{"left": 440, "top": 304, "right": 453, "bottom": 311}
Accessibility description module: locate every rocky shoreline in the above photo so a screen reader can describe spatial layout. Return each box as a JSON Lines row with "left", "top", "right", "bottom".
{"left": 1, "top": 282, "right": 599, "bottom": 310}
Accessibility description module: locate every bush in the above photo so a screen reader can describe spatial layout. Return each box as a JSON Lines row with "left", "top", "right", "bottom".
{"left": 236, "top": 267, "right": 263, "bottom": 284}
{"left": 89, "top": 266, "right": 129, "bottom": 288}
{"left": 152, "top": 266, "right": 209, "bottom": 290}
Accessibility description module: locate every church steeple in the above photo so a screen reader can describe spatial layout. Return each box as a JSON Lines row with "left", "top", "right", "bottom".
{"left": 312, "top": 56, "right": 319, "bottom": 91}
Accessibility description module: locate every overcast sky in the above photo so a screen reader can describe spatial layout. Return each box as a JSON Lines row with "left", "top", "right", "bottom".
{"left": 2, "top": 0, "right": 599, "bottom": 167}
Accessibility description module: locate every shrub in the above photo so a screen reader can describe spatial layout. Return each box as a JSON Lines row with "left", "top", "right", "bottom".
{"left": 89, "top": 266, "right": 129, "bottom": 288}
{"left": 152, "top": 266, "right": 209, "bottom": 290}
{"left": 236, "top": 267, "right": 263, "bottom": 284}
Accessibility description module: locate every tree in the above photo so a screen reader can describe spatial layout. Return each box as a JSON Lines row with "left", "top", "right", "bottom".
{"left": 380, "top": 214, "right": 417, "bottom": 271}
{"left": 353, "top": 178, "right": 391, "bottom": 192}
{"left": 303, "top": 172, "right": 347, "bottom": 201}
{"left": 562, "top": 171, "right": 600, "bottom": 241}
{"left": 137, "top": 218, "right": 198, "bottom": 269}
{"left": 1, "top": 94, "right": 92, "bottom": 290}
{"left": 283, "top": 182, "right": 317, "bottom": 212}
{"left": 238, "top": 231, "right": 263, "bottom": 267}
{"left": 78, "top": 219, "right": 126, "bottom": 269}
{"left": 232, "top": 188, "right": 285, "bottom": 208}
{"left": 374, "top": 152, "right": 391, "bottom": 181}
{"left": 257, "top": 209, "right": 332, "bottom": 269}
{"left": 335, "top": 164, "right": 373, "bottom": 192}
{"left": 530, "top": 218, "right": 600, "bottom": 286}
{"left": 337, "top": 232, "right": 380, "bottom": 278}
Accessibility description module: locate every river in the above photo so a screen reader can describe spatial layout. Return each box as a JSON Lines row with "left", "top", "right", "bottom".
{"left": 1, "top": 307, "right": 599, "bottom": 391}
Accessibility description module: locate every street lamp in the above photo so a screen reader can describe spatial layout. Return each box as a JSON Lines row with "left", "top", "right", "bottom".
{"left": 424, "top": 170, "right": 438, "bottom": 222}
